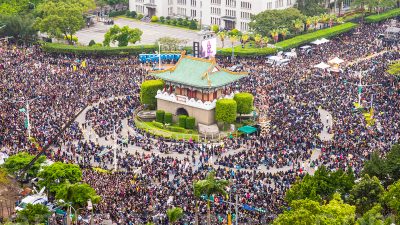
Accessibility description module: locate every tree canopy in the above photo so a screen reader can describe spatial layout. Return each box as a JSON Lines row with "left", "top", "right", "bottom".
{"left": 249, "top": 8, "right": 304, "bottom": 36}
{"left": 387, "top": 60, "right": 400, "bottom": 77}
{"left": 38, "top": 162, "right": 82, "bottom": 194}
{"left": 349, "top": 174, "right": 385, "bottom": 214}
{"left": 167, "top": 207, "right": 184, "bottom": 224}
{"left": 294, "top": 0, "right": 327, "bottom": 16}
{"left": 3, "top": 152, "right": 46, "bottom": 178}
{"left": 103, "top": 25, "right": 143, "bottom": 47}
{"left": 274, "top": 193, "right": 356, "bottom": 225}
{"left": 16, "top": 203, "right": 51, "bottom": 224}
{"left": 55, "top": 182, "right": 101, "bottom": 208}
{"left": 0, "top": 14, "right": 37, "bottom": 44}
{"left": 215, "top": 99, "right": 237, "bottom": 125}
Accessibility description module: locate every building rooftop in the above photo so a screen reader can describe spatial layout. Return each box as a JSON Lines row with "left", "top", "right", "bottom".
{"left": 151, "top": 54, "right": 247, "bottom": 89}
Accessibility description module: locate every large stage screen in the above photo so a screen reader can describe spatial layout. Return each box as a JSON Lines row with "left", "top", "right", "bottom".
{"left": 201, "top": 38, "right": 217, "bottom": 58}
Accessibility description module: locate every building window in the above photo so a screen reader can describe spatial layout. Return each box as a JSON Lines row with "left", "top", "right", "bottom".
{"left": 211, "top": 7, "right": 221, "bottom": 15}
{"left": 225, "top": 0, "right": 236, "bottom": 7}
{"left": 225, "top": 9, "right": 236, "bottom": 17}
{"left": 191, "top": 0, "right": 197, "bottom": 6}
{"left": 240, "top": 1, "right": 251, "bottom": 9}
{"left": 240, "top": 11, "right": 251, "bottom": 19}
{"left": 191, "top": 9, "right": 196, "bottom": 17}
{"left": 211, "top": 0, "right": 221, "bottom": 4}
{"left": 177, "top": 0, "right": 187, "bottom": 5}
{"left": 168, "top": 0, "right": 173, "bottom": 5}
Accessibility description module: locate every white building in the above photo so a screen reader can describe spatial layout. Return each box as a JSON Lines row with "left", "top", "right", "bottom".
{"left": 129, "top": 0, "right": 296, "bottom": 31}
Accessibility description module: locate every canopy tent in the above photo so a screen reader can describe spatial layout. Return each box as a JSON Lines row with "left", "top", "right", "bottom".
{"left": 328, "top": 57, "right": 344, "bottom": 65}
{"left": 311, "top": 38, "right": 330, "bottom": 45}
{"left": 314, "top": 62, "right": 330, "bottom": 69}
{"left": 238, "top": 126, "right": 257, "bottom": 134}
{"left": 300, "top": 45, "right": 311, "bottom": 49}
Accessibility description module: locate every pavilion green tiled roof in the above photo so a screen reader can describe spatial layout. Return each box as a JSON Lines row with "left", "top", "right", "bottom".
{"left": 151, "top": 55, "right": 247, "bottom": 89}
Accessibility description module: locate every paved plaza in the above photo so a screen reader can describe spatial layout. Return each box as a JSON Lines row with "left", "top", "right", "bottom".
{"left": 76, "top": 18, "right": 225, "bottom": 47}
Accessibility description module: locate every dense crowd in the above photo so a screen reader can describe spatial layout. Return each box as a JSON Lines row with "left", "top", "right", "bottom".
{"left": 0, "top": 20, "right": 399, "bottom": 224}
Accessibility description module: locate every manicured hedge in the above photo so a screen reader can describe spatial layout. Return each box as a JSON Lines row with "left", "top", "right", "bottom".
{"left": 109, "top": 10, "right": 128, "bottom": 17}
{"left": 164, "top": 112, "right": 173, "bottom": 124}
{"left": 185, "top": 117, "right": 195, "bottom": 129}
{"left": 217, "top": 46, "right": 277, "bottom": 57}
{"left": 140, "top": 80, "right": 164, "bottom": 109}
{"left": 156, "top": 110, "right": 165, "bottom": 123}
{"left": 152, "top": 121, "right": 164, "bottom": 129}
{"left": 234, "top": 92, "right": 254, "bottom": 115}
{"left": 41, "top": 43, "right": 158, "bottom": 56}
{"left": 275, "top": 22, "right": 358, "bottom": 50}
{"left": 365, "top": 8, "right": 400, "bottom": 23}
{"left": 169, "top": 126, "right": 186, "bottom": 133}
{"left": 178, "top": 115, "right": 187, "bottom": 128}
{"left": 215, "top": 99, "right": 237, "bottom": 124}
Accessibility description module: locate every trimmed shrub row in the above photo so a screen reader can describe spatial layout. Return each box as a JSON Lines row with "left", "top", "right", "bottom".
{"left": 140, "top": 80, "right": 164, "bottom": 109}
{"left": 186, "top": 117, "right": 195, "bottom": 130}
{"left": 109, "top": 10, "right": 128, "bottom": 17}
{"left": 169, "top": 126, "right": 186, "bottom": 133}
{"left": 152, "top": 121, "right": 164, "bottom": 129}
{"left": 42, "top": 43, "right": 157, "bottom": 56}
{"left": 156, "top": 110, "right": 165, "bottom": 123}
{"left": 164, "top": 112, "right": 173, "bottom": 124}
{"left": 217, "top": 46, "right": 277, "bottom": 57}
{"left": 365, "top": 8, "right": 400, "bottom": 23}
{"left": 275, "top": 22, "right": 358, "bottom": 50}
{"left": 178, "top": 115, "right": 187, "bottom": 128}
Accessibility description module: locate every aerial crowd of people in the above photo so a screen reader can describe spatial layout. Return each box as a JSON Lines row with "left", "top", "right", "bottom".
{"left": 0, "top": 19, "right": 399, "bottom": 224}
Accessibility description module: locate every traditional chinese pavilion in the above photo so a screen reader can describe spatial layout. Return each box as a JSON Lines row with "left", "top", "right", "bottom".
{"left": 151, "top": 54, "right": 247, "bottom": 126}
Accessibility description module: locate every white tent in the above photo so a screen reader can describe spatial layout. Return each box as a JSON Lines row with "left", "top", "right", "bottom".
{"left": 311, "top": 38, "right": 330, "bottom": 45}
{"left": 314, "top": 62, "right": 330, "bottom": 69}
{"left": 328, "top": 57, "right": 344, "bottom": 64}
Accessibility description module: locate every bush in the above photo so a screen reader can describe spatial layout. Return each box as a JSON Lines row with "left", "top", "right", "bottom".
{"left": 182, "top": 20, "right": 188, "bottom": 27}
{"left": 151, "top": 15, "right": 159, "bottom": 22}
{"left": 41, "top": 43, "right": 157, "bottom": 56}
{"left": 91, "top": 43, "right": 102, "bottom": 47}
{"left": 165, "top": 20, "right": 171, "bottom": 25}
{"left": 215, "top": 99, "right": 237, "bottom": 124}
{"left": 140, "top": 80, "right": 164, "bottom": 109}
{"left": 229, "top": 28, "right": 240, "bottom": 36}
{"left": 109, "top": 10, "right": 128, "bottom": 17}
{"left": 217, "top": 46, "right": 277, "bottom": 57}
{"left": 275, "top": 22, "right": 358, "bottom": 50}
{"left": 160, "top": 16, "right": 165, "bottom": 23}
{"left": 164, "top": 112, "right": 173, "bottom": 124}
{"left": 137, "top": 14, "right": 144, "bottom": 20}
{"left": 189, "top": 20, "right": 197, "bottom": 30}
{"left": 127, "top": 11, "right": 137, "bottom": 18}
{"left": 211, "top": 24, "right": 219, "bottom": 33}
{"left": 88, "top": 40, "right": 96, "bottom": 46}
{"left": 156, "top": 110, "right": 165, "bottom": 123}
{"left": 169, "top": 126, "right": 186, "bottom": 133}
{"left": 172, "top": 19, "right": 177, "bottom": 25}
{"left": 152, "top": 120, "right": 164, "bottom": 129}
{"left": 365, "top": 8, "right": 400, "bottom": 23}
{"left": 64, "top": 35, "right": 78, "bottom": 43}
{"left": 234, "top": 92, "right": 254, "bottom": 114}
{"left": 186, "top": 117, "right": 195, "bottom": 129}
{"left": 166, "top": 16, "right": 171, "bottom": 20}
{"left": 178, "top": 115, "right": 187, "bottom": 128}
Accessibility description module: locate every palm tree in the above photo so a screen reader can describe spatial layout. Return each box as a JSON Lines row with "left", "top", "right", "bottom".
{"left": 241, "top": 33, "right": 250, "bottom": 48}
{"left": 229, "top": 35, "right": 238, "bottom": 58}
{"left": 320, "top": 13, "right": 329, "bottom": 28}
{"left": 270, "top": 29, "right": 279, "bottom": 43}
{"left": 194, "top": 171, "right": 229, "bottom": 225}
{"left": 262, "top": 36, "right": 269, "bottom": 48}
{"left": 311, "top": 16, "right": 320, "bottom": 30}
{"left": 293, "top": 19, "right": 304, "bottom": 34}
{"left": 217, "top": 31, "right": 226, "bottom": 48}
{"left": 254, "top": 34, "right": 262, "bottom": 48}
{"left": 279, "top": 28, "right": 289, "bottom": 40}
{"left": 167, "top": 207, "right": 184, "bottom": 224}
{"left": 328, "top": 14, "right": 337, "bottom": 28}
{"left": 305, "top": 16, "right": 312, "bottom": 31}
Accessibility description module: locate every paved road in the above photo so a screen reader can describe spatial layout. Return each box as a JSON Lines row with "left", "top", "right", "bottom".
{"left": 76, "top": 18, "right": 227, "bottom": 47}
{"left": 318, "top": 107, "right": 334, "bottom": 142}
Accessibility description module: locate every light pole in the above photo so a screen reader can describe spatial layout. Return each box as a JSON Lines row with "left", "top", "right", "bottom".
{"left": 347, "top": 70, "right": 381, "bottom": 106}
{"left": 158, "top": 43, "right": 164, "bottom": 70}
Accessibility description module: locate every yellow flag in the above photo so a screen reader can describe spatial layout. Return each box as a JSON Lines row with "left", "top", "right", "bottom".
{"left": 227, "top": 213, "right": 232, "bottom": 225}
{"left": 81, "top": 60, "right": 86, "bottom": 68}
{"left": 73, "top": 65, "right": 77, "bottom": 71}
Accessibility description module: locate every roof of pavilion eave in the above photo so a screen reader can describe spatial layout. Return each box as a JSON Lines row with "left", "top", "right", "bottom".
{"left": 150, "top": 54, "right": 248, "bottom": 89}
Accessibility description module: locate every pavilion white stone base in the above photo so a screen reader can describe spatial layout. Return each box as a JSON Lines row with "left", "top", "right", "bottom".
{"left": 157, "top": 99, "right": 216, "bottom": 125}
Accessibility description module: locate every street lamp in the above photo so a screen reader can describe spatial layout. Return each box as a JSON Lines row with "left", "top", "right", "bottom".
{"left": 14, "top": 96, "right": 41, "bottom": 138}
{"left": 158, "top": 43, "right": 164, "bottom": 70}
{"left": 58, "top": 199, "right": 77, "bottom": 225}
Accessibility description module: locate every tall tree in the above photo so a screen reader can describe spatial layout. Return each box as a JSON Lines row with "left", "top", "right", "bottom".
{"left": 356, "top": 204, "right": 385, "bottom": 225}
{"left": 194, "top": 171, "right": 229, "bottom": 225}
{"left": 274, "top": 193, "right": 356, "bottom": 225}
{"left": 249, "top": 8, "right": 304, "bottom": 36}
{"left": 16, "top": 203, "right": 51, "bottom": 224}
{"left": 55, "top": 181, "right": 101, "bottom": 208}
{"left": 383, "top": 180, "right": 400, "bottom": 222}
{"left": 35, "top": 1, "right": 85, "bottom": 44}
{"left": 103, "top": 25, "right": 143, "bottom": 47}
{"left": 294, "top": 0, "right": 327, "bottom": 16}
{"left": 217, "top": 31, "right": 226, "bottom": 48}
{"left": 0, "top": 14, "right": 37, "bottom": 44}
{"left": 3, "top": 152, "right": 46, "bottom": 178}
{"left": 349, "top": 174, "right": 385, "bottom": 215}
{"left": 38, "top": 162, "right": 82, "bottom": 194}
{"left": 362, "top": 151, "right": 388, "bottom": 183}
{"left": 167, "top": 207, "right": 184, "bottom": 224}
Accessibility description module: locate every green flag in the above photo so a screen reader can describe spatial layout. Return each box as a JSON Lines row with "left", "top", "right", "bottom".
{"left": 19, "top": 108, "right": 26, "bottom": 113}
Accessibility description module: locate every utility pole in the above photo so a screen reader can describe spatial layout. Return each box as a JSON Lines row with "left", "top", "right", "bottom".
{"left": 26, "top": 100, "right": 31, "bottom": 138}
{"left": 348, "top": 71, "right": 381, "bottom": 106}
